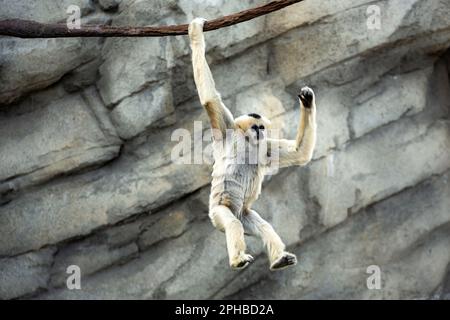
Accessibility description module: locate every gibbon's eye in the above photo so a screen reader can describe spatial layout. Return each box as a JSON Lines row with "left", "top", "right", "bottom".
{"left": 251, "top": 124, "right": 259, "bottom": 131}
{"left": 259, "top": 125, "right": 265, "bottom": 130}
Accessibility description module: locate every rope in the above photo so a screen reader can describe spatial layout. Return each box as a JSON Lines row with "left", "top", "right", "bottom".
{"left": 0, "top": 0, "right": 305, "bottom": 38}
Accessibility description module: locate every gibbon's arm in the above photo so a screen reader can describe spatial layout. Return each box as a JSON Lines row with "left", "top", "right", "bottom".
{"left": 189, "top": 18, "right": 235, "bottom": 139}
{"left": 269, "top": 87, "right": 317, "bottom": 168}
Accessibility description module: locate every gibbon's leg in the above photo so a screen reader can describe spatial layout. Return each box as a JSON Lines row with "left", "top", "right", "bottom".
{"left": 243, "top": 209, "right": 297, "bottom": 271}
{"left": 188, "top": 18, "right": 234, "bottom": 137}
{"left": 209, "top": 205, "right": 254, "bottom": 270}
{"left": 269, "top": 86, "right": 317, "bottom": 168}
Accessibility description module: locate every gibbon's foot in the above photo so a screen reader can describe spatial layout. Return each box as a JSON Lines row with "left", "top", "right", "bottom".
{"left": 270, "top": 252, "right": 297, "bottom": 271}
{"left": 230, "top": 253, "right": 254, "bottom": 270}
{"left": 298, "top": 86, "right": 314, "bottom": 109}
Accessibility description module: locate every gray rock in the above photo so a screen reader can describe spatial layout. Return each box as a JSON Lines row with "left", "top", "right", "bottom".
{"left": 437, "top": 270, "right": 450, "bottom": 300}
{"left": 34, "top": 153, "right": 309, "bottom": 300}
{"left": 98, "top": 0, "right": 121, "bottom": 11}
{"left": 212, "top": 45, "right": 269, "bottom": 102}
{"left": 44, "top": 188, "right": 208, "bottom": 292}
{"left": 171, "top": 44, "right": 270, "bottom": 107}
{"left": 265, "top": 0, "right": 371, "bottom": 38}
{"left": 61, "top": 59, "right": 103, "bottom": 93}
{"left": 0, "top": 248, "right": 55, "bottom": 299}
{"left": 50, "top": 242, "right": 138, "bottom": 288}
{"left": 0, "top": 0, "right": 94, "bottom": 23}
{"left": 1, "top": 0, "right": 450, "bottom": 300}
{"left": 97, "top": 37, "right": 172, "bottom": 106}
{"left": 351, "top": 67, "right": 433, "bottom": 138}
{"left": 96, "top": 0, "right": 179, "bottom": 107}
{"left": 110, "top": 0, "right": 177, "bottom": 26}
{"left": 81, "top": 86, "right": 121, "bottom": 142}
{"left": 227, "top": 171, "right": 450, "bottom": 299}
{"left": 38, "top": 219, "right": 212, "bottom": 299}
{"left": 110, "top": 81, "right": 175, "bottom": 139}
{"left": 0, "top": 90, "right": 121, "bottom": 196}
{"left": 309, "top": 118, "right": 450, "bottom": 228}
{"left": 270, "top": 0, "right": 450, "bottom": 85}
{"left": 0, "top": 157, "right": 211, "bottom": 256}
{"left": 232, "top": 78, "right": 290, "bottom": 119}
{"left": 138, "top": 207, "right": 197, "bottom": 250}
{"left": 0, "top": 101, "right": 213, "bottom": 256}
{"left": 0, "top": 38, "right": 102, "bottom": 105}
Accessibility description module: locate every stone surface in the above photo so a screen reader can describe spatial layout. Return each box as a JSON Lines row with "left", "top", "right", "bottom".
{"left": 110, "top": 81, "right": 175, "bottom": 139}
{"left": 310, "top": 118, "right": 450, "bottom": 227}
{"left": 0, "top": 157, "right": 211, "bottom": 256}
{"left": 39, "top": 225, "right": 206, "bottom": 299}
{"left": 0, "top": 38, "right": 102, "bottom": 105}
{"left": 96, "top": 0, "right": 178, "bottom": 107}
{"left": 50, "top": 241, "right": 138, "bottom": 288}
{"left": 0, "top": 89, "right": 121, "bottom": 197}
{"left": 175, "top": 0, "right": 268, "bottom": 59}
{"left": 97, "top": 36, "right": 172, "bottom": 107}
{"left": 270, "top": 0, "right": 450, "bottom": 85}
{"left": 350, "top": 67, "right": 433, "bottom": 138}
{"left": 0, "top": 0, "right": 94, "bottom": 23}
{"left": 0, "top": 0, "right": 450, "bottom": 300}
{"left": 98, "top": 0, "right": 121, "bottom": 12}
{"left": 61, "top": 59, "right": 103, "bottom": 93}
{"left": 227, "top": 171, "right": 450, "bottom": 300}
{"left": 0, "top": 248, "right": 55, "bottom": 299}
{"left": 171, "top": 43, "right": 270, "bottom": 107}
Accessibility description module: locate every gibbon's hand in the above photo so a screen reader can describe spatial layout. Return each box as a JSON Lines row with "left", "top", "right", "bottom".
{"left": 298, "top": 86, "right": 315, "bottom": 109}
{"left": 188, "top": 17, "right": 207, "bottom": 41}
{"left": 193, "top": 17, "right": 207, "bottom": 27}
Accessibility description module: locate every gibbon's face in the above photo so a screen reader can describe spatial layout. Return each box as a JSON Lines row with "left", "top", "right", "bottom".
{"left": 234, "top": 113, "right": 271, "bottom": 145}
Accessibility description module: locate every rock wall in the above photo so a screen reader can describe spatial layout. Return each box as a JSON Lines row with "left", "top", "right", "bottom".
{"left": 1, "top": 0, "right": 450, "bottom": 300}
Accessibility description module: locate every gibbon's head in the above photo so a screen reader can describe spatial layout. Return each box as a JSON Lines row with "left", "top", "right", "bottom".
{"left": 234, "top": 113, "right": 271, "bottom": 145}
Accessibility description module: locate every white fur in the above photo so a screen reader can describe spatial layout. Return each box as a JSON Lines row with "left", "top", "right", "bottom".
{"left": 189, "top": 18, "right": 317, "bottom": 270}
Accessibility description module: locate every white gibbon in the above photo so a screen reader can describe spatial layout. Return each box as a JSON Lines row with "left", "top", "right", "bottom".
{"left": 188, "top": 18, "right": 317, "bottom": 271}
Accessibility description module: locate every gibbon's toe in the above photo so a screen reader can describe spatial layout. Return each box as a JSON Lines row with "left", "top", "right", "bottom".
{"left": 231, "top": 254, "right": 254, "bottom": 270}
{"left": 270, "top": 252, "right": 297, "bottom": 271}
{"left": 298, "top": 87, "right": 314, "bottom": 109}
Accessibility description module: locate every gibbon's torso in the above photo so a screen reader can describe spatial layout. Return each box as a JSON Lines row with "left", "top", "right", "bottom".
{"left": 209, "top": 131, "right": 267, "bottom": 218}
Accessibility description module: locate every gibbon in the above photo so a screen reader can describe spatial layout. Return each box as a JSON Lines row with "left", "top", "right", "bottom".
{"left": 188, "top": 18, "right": 317, "bottom": 270}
